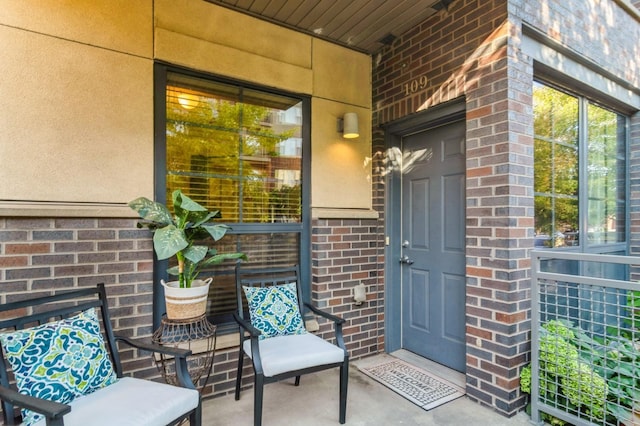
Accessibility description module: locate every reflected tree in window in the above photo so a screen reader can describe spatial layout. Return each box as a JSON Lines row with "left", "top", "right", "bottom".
{"left": 160, "top": 73, "right": 307, "bottom": 325}
{"left": 533, "top": 81, "right": 626, "bottom": 249}
{"left": 533, "top": 83, "right": 579, "bottom": 247}
{"left": 165, "top": 80, "right": 301, "bottom": 224}
{"left": 587, "top": 103, "right": 626, "bottom": 244}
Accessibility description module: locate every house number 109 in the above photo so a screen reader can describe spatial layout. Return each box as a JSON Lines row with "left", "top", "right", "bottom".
{"left": 403, "top": 76, "right": 428, "bottom": 95}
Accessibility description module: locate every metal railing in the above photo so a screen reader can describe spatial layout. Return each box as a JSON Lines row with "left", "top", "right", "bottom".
{"left": 531, "top": 250, "right": 640, "bottom": 426}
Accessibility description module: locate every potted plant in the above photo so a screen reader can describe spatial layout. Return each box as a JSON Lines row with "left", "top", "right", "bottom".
{"left": 129, "top": 189, "right": 247, "bottom": 320}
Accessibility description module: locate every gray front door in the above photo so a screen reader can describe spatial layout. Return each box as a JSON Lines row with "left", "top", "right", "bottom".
{"left": 399, "top": 120, "right": 466, "bottom": 372}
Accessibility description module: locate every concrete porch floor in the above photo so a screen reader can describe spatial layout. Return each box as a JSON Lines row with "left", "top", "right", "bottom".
{"left": 201, "top": 353, "right": 532, "bottom": 426}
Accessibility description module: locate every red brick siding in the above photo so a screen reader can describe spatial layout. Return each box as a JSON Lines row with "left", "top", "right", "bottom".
{"left": 512, "top": 0, "right": 640, "bottom": 89}
{"left": 311, "top": 218, "right": 385, "bottom": 358}
{"left": 372, "top": 0, "right": 639, "bottom": 417}
{"left": 0, "top": 215, "right": 387, "bottom": 401}
{"left": 207, "top": 217, "right": 388, "bottom": 398}
{"left": 0, "top": 217, "right": 158, "bottom": 378}
{"left": 373, "top": 0, "right": 532, "bottom": 415}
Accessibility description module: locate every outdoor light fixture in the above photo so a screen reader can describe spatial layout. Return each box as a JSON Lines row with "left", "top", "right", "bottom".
{"left": 338, "top": 112, "right": 359, "bottom": 139}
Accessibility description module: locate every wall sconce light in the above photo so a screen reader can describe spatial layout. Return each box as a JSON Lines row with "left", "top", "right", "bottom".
{"left": 337, "top": 112, "right": 359, "bottom": 139}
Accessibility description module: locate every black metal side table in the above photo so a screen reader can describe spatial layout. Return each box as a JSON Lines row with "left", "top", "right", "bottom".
{"left": 151, "top": 314, "right": 217, "bottom": 393}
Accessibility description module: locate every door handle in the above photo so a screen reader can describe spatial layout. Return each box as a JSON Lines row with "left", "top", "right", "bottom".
{"left": 399, "top": 255, "right": 414, "bottom": 265}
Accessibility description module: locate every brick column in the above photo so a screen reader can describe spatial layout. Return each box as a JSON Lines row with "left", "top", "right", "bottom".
{"left": 311, "top": 218, "right": 385, "bottom": 358}
{"left": 464, "top": 21, "right": 534, "bottom": 414}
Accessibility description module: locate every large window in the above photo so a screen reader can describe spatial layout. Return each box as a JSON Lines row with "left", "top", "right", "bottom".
{"left": 534, "top": 81, "right": 627, "bottom": 251}
{"left": 155, "top": 66, "right": 310, "bottom": 326}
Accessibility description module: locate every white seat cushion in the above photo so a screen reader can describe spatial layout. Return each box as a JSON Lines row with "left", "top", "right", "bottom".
{"left": 243, "top": 333, "right": 346, "bottom": 377}
{"left": 31, "top": 377, "right": 199, "bottom": 426}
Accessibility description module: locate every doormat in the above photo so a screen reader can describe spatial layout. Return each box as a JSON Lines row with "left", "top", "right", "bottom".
{"left": 359, "top": 359, "right": 465, "bottom": 411}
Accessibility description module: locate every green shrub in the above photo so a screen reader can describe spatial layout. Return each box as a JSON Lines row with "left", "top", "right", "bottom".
{"left": 561, "top": 361, "right": 607, "bottom": 419}
{"left": 520, "top": 364, "right": 531, "bottom": 394}
{"left": 538, "top": 332, "right": 579, "bottom": 377}
{"left": 520, "top": 320, "right": 607, "bottom": 423}
{"left": 544, "top": 319, "right": 576, "bottom": 340}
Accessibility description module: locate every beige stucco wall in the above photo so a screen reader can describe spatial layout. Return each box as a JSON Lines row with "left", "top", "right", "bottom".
{"left": 310, "top": 40, "right": 373, "bottom": 214}
{"left": 0, "top": 0, "right": 154, "bottom": 214}
{"left": 311, "top": 98, "right": 373, "bottom": 212}
{"left": 0, "top": 0, "right": 372, "bottom": 217}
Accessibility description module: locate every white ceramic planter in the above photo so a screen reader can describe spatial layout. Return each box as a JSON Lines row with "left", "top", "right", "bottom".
{"left": 161, "top": 278, "right": 212, "bottom": 320}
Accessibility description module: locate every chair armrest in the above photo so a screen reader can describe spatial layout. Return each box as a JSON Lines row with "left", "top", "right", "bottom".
{"left": 0, "top": 384, "right": 70, "bottom": 424}
{"left": 114, "top": 334, "right": 196, "bottom": 390}
{"left": 233, "top": 313, "right": 268, "bottom": 375}
{"left": 304, "top": 302, "right": 345, "bottom": 324}
{"left": 233, "top": 313, "right": 261, "bottom": 337}
{"left": 114, "top": 334, "right": 192, "bottom": 358}
{"left": 303, "top": 302, "right": 347, "bottom": 351}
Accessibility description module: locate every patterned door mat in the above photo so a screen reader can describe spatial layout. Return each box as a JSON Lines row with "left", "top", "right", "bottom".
{"left": 359, "top": 359, "right": 465, "bottom": 411}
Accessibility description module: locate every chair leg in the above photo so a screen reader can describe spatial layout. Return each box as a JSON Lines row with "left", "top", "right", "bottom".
{"left": 254, "top": 373, "right": 264, "bottom": 426}
{"left": 339, "top": 360, "right": 349, "bottom": 424}
{"left": 294, "top": 375, "right": 301, "bottom": 386}
{"left": 235, "top": 348, "right": 245, "bottom": 401}
{"left": 190, "top": 400, "right": 202, "bottom": 426}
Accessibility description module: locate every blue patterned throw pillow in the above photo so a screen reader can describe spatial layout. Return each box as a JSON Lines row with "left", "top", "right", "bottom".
{"left": 0, "top": 308, "right": 117, "bottom": 426}
{"left": 243, "top": 283, "right": 307, "bottom": 340}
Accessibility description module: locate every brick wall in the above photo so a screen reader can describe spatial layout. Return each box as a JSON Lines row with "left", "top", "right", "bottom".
{"left": 373, "top": 0, "right": 532, "bottom": 415}
{"left": 511, "top": 0, "right": 639, "bottom": 89}
{"left": 1, "top": 0, "right": 638, "bottom": 417}
{"left": 0, "top": 217, "right": 159, "bottom": 378}
{"left": 311, "top": 218, "right": 385, "bottom": 358}
{"left": 372, "top": 0, "right": 639, "bottom": 417}
{"left": 0, "top": 215, "right": 387, "bottom": 401}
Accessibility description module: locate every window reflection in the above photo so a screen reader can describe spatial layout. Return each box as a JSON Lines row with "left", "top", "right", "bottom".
{"left": 533, "top": 81, "right": 627, "bottom": 249}
{"left": 166, "top": 74, "right": 302, "bottom": 224}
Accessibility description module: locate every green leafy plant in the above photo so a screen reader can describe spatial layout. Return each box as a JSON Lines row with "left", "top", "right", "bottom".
{"left": 593, "top": 290, "right": 640, "bottom": 424}
{"left": 520, "top": 320, "right": 608, "bottom": 424}
{"left": 591, "top": 338, "right": 640, "bottom": 425}
{"left": 523, "top": 296, "right": 640, "bottom": 425}
{"left": 129, "top": 189, "right": 247, "bottom": 288}
{"left": 608, "top": 290, "right": 640, "bottom": 341}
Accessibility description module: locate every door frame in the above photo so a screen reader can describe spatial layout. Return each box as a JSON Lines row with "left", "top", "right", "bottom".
{"left": 383, "top": 97, "right": 466, "bottom": 353}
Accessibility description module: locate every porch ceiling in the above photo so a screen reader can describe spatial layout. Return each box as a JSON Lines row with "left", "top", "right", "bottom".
{"left": 204, "top": 0, "right": 453, "bottom": 54}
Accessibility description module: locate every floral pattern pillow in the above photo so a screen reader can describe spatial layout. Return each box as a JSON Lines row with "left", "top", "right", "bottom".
{"left": 243, "top": 283, "right": 307, "bottom": 340}
{"left": 0, "top": 308, "right": 117, "bottom": 425}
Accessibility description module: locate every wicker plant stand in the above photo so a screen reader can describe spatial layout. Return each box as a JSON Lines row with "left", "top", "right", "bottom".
{"left": 151, "top": 314, "right": 217, "bottom": 393}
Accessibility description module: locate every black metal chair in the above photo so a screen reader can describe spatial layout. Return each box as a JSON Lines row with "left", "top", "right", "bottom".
{"left": 233, "top": 265, "right": 349, "bottom": 426}
{"left": 0, "top": 284, "right": 201, "bottom": 426}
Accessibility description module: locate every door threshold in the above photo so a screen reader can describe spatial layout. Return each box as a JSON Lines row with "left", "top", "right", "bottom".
{"left": 391, "top": 349, "right": 466, "bottom": 389}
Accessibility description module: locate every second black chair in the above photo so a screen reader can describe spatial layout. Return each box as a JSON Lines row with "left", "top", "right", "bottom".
{"left": 233, "top": 265, "right": 349, "bottom": 426}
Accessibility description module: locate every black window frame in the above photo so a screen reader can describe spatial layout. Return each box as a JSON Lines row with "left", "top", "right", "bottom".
{"left": 153, "top": 63, "right": 312, "bottom": 330}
